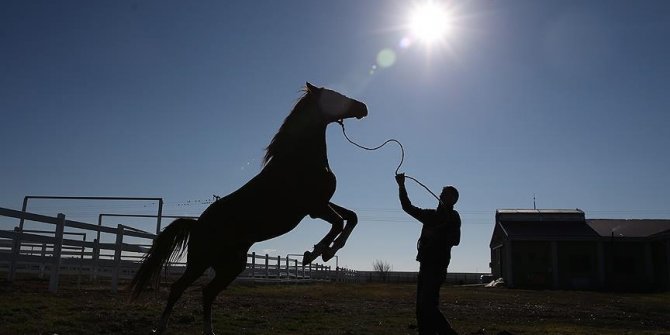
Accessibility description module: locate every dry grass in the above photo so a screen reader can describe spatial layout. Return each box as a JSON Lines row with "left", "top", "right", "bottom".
{"left": 1, "top": 278, "right": 669, "bottom": 335}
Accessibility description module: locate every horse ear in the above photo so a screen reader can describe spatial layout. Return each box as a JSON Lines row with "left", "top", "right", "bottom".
{"left": 305, "top": 82, "right": 320, "bottom": 94}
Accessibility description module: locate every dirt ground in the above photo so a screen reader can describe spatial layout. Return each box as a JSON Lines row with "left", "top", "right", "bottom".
{"left": 1, "top": 278, "right": 669, "bottom": 335}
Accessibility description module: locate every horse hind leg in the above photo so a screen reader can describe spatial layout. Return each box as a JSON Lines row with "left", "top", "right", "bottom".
{"left": 154, "top": 262, "right": 207, "bottom": 334}
{"left": 202, "top": 247, "right": 249, "bottom": 335}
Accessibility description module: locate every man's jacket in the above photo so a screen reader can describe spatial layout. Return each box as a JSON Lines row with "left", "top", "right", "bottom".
{"left": 399, "top": 187, "right": 461, "bottom": 267}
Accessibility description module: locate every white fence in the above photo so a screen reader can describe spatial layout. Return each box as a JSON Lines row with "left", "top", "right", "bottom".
{"left": 242, "top": 252, "right": 358, "bottom": 283}
{"left": 0, "top": 207, "right": 358, "bottom": 293}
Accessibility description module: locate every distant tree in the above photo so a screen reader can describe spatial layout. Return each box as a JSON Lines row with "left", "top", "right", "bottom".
{"left": 372, "top": 259, "right": 392, "bottom": 282}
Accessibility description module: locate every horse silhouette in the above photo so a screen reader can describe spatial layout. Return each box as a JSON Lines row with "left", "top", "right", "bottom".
{"left": 129, "top": 82, "right": 368, "bottom": 335}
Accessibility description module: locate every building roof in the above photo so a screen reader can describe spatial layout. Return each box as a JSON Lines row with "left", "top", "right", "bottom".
{"left": 496, "top": 209, "right": 585, "bottom": 215}
{"left": 496, "top": 209, "right": 585, "bottom": 223}
{"left": 492, "top": 209, "right": 596, "bottom": 243}
{"left": 587, "top": 219, "right": 670, "bottom": 238}
{"left": 499, "top": 221, "right": 599, "bottom": 239}
{"left": 491, "top": 210, "right": 670, "bottom": 245}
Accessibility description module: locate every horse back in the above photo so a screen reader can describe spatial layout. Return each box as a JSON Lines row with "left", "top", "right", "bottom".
{"left": 196, "top": 164, "right": 336, "bottom": 241}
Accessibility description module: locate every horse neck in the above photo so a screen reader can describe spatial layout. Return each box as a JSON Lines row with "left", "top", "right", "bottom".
{"left": 292, "top": 125, "right": 329, "bottom": 168}
{"left": 268, "top": 124, "right": 329, "bottom": 170}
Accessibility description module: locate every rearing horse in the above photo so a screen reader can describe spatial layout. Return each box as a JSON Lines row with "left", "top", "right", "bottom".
{"left": 129, "top": 82, "right": 368, "bottom": 335}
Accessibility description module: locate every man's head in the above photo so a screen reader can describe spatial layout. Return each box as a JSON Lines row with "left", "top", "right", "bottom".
{"left": 440, "top": 186, "right": 459, "bottom": 207}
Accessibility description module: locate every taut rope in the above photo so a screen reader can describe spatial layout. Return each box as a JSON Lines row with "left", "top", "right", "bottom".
{"left": 337, "top": 120, "right": 443, "bottom": 205}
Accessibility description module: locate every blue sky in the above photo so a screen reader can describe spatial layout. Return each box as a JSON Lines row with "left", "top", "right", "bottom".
{"left": 1, "top": 1, "right": 669, "bottom": 272}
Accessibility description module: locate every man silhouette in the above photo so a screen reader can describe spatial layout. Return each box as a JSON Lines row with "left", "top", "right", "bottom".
{"left": 395, "top": 173, "right": 461, "bottom": 335}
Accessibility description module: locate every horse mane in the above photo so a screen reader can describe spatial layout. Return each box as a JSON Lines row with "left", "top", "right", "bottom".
{"left": 263, "top": 88, "right": 315, "bottom": 165}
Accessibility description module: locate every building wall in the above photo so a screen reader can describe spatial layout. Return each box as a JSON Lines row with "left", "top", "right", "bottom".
{"left": 511, "top": 241, "right": 552, "bottom": 288}
{"left": 604, "top": 241, "right": 651, "bottom": 291}
{"left": 651, "top": 240, "right": 668, "bottom": 289}
{"left": 556, "top": 241, "right": 599, "bottom": 290}
{"left": 490, "top": 245, "right": 503, "bottom": 279}
{"left": 490, "top": 219, "right": 670, "bottom": 290}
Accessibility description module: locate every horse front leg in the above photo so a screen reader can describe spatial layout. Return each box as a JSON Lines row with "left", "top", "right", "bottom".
{"left": 303, "top": 203, "right": 358, "bottom": 264}
{"left": 303, "top": 204, "right": 345, "bottom": 265}
{"left": 320, "top": 203, "right": 357, "bottom": 262}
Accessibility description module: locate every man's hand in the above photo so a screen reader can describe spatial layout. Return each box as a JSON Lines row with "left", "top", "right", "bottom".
{"left": 395, "top": 173, "right": 405, "bottom": 186}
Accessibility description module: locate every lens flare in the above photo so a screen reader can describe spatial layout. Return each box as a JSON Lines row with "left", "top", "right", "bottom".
{"left": 399, "top": 37, "right": 413, "bottom": 49}
{"left": 376, "top": 48, "right": 397, "bottom": 68}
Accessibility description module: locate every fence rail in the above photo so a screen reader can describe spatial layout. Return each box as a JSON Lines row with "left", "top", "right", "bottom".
{"left": 0, "top": 207, "right": 358, "bottom": 293}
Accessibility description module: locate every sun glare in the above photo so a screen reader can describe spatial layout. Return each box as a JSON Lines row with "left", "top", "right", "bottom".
{"left": 409, "top": 1, "right": 451, "bottom": 44}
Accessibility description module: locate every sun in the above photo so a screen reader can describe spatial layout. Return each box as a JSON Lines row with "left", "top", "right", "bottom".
{"left": 408, "top": 1, "right": 452, "bottom": 44}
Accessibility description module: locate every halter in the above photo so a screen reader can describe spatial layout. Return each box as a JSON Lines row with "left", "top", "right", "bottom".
{"left": 337, "top": 120, "right": 444, "bottom": 206}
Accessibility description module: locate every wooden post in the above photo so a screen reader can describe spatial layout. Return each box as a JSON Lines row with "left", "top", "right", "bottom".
{"left": 39, "top": 243, "right": 47, "bottom": 279}
{"left": 111, "top": 225, "right": 124, "bottom": 293}
{"left": 156, "top": 199, "right": 163, "bottom": 234}
{"left": 286, "top": 256, "right": 291, "bottom": 279}
{"left": 91, "top": 238, "right": 100, "bottom": 281}
{"left": 48, "top": 213, "right": 66, "bottom": 293}
{"left": 7, "top": 227, "right": 22, "bottom": 282}
{"left": 77, "top": 234, "right": 85, "bottom": 289}
{"left": 7, "top": 198, "right": 29, "bottom": 282}
{"left": 293, "top": 260, "right": 298, "bottom": 279}
{"left": 276, "top": 255, "right": 281, "bottom": 278}
{"left": 264, "top": 254, "right": 269, "bottom": 277}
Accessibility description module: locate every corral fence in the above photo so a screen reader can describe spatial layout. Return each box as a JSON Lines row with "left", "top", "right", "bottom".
{"left": 0, "top": 207, "right": 359, "bottom": 293}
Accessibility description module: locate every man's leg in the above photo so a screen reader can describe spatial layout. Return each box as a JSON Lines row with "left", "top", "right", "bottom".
{"left": 434, "top": 267, "right": 458, "bottom": 335}
{"left": 418, "top": 263, "right": 458, "bottom": 335}
{"left": 416, "top": 266, "right": 434, "bottom": 335}
{"left": 416, "top": 265, "right": 435, "bottom": 335}
{"left": 417, "top": 263, "right": 442, "bottom": 334}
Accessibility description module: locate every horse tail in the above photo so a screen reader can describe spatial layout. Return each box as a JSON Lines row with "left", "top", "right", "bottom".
{"left": 128, "top": 218, "right": 195, "bottom": 301}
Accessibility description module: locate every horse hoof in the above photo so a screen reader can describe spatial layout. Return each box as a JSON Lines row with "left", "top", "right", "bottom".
{"left": 321, "top": 249, "right": 335, "bottom": 262}
{"left": 303, "top": 250, "right": 316, "bottom": 265}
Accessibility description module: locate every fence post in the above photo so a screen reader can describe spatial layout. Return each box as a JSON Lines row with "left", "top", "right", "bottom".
{"left": 48, "top": 213, "right": 66, "bottom": 293}
{"left": 77, "top": 234, "right": 85, "bottom": 289}
{"left": 7, "top": 227, "right": 22, "bottom": 282}
{"left": 91, "top": 238, "right": 100, "bottom": 281}
{"left": 39, "top": 242, "right": 47, "bottom": 279}
{"left": 285, "top": 256, "right": 289, "bottom": 278}
{"left": 111, "top": 225, "right": 124, "bottom": 293}
{"left": 264, "top": 254, "right": 269, "bottom": 277}
{"left": 276, "top": 256, "right": 281, "bottom": 278}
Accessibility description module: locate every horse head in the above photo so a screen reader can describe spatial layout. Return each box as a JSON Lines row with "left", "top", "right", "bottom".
{"left": 306, "top": 82, "right": 368, "bottom": 124}
{"left": 264, "top": 83, "right": 368, "bottom": 165}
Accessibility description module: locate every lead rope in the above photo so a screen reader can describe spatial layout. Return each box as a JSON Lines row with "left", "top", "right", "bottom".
{"left": 337, "top": 120, "right": 443, "bottom": 205}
